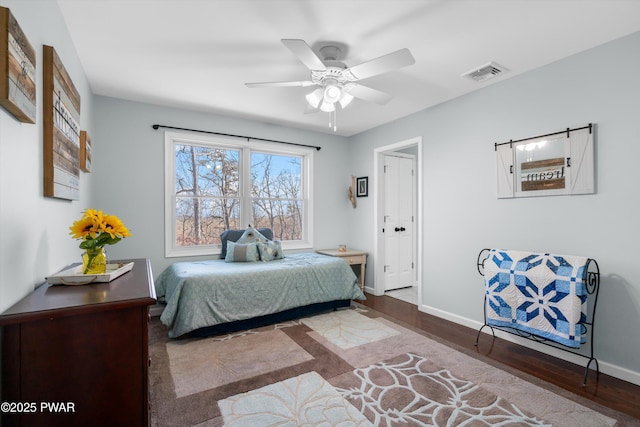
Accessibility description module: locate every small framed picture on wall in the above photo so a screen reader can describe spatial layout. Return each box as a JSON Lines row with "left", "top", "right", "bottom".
{"left": 356, "top": 176, "right": 368, "bottom": 197}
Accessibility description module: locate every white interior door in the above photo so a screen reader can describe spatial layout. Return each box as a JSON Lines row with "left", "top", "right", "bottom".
{"left": 383, "top": 154, "right": 414, "bottom": 291}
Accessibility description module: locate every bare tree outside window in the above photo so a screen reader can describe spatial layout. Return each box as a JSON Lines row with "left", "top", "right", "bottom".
{"left": 173, "top": 144, "right": 304, "bottom": 248}
{"left": 175, "top": 144, "right": 240, "bottom": 246}
{"left": 251, "top": 152, "right": 303, "bottom": 241}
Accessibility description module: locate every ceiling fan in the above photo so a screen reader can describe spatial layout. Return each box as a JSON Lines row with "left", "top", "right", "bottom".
{"left": 245, "top": 39, "right": 415, "bottom": 130}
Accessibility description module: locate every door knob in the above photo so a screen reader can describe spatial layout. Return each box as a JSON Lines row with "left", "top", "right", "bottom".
{"left": 400, "top": 227, "right": 406, "bottom": 232}
{"left": 394, "top": 227, "right": 400, "bottom": 232}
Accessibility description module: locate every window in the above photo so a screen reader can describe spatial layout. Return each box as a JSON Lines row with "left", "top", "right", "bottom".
{"left": 165, "top": 131, "right": 313, "bottom": 257}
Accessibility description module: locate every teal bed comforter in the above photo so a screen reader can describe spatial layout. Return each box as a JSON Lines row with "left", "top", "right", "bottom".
{"left": 156, "top": 252, "right": 365, "bottom": 338}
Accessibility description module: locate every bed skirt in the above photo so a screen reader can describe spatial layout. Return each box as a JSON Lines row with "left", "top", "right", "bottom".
{"left": 184, "top": 299, "right": 352, "bottom": 338}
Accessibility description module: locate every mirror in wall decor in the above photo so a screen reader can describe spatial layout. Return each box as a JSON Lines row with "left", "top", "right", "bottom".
{"left": 495, "top": 124, "right": 594, "bottom": 198}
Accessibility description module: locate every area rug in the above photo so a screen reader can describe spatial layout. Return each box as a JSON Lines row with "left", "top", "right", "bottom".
{"left": 149, "top": 305, "right": 635, "bottom": 426}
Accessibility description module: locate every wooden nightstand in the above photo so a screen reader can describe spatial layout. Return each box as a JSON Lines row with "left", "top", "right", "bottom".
{"left": 316, "top": 249, "right": 367, "bottom": 293}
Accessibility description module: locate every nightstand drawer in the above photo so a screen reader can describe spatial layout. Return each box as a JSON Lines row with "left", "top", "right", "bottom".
{"left": 346, "top": 255, "right": 365, "bottom": 265}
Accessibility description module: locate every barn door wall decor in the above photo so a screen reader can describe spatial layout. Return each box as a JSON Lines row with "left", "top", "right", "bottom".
{"left": 495, "top": 124, "right": 594, "bottom": 199}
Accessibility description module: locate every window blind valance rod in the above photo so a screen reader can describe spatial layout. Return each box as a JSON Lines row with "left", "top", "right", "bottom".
{"left": 152, "top": 124, "right": 322, "bottom": 151}
{"left": 494, "top": 123, "right": 592, "bottom": 151}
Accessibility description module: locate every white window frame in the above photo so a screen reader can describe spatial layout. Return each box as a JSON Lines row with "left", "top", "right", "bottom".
{"left": 164, "top": 131, "right": 314, "bottom": 257}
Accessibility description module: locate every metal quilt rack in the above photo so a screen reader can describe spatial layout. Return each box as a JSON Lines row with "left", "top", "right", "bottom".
{"left": 475, "top": 248, "right": 601, "bottom": 386}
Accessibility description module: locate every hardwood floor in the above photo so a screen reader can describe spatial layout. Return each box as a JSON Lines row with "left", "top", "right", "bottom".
{"left": 360, "top": 293, "right": 640, "bottom": 421}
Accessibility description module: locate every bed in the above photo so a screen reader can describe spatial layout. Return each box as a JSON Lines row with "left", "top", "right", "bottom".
{"left": 155, "top": 228, "right": 365, "bottom": 338}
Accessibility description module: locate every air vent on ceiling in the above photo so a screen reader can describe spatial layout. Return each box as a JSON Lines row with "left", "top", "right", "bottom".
{"left": 462, "top": 62, "right": 508, "bottom": 82}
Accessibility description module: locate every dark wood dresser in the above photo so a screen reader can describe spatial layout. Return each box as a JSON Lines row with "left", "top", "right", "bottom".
{"left": 0, "top": 258, "right": 156, "bottom": 427}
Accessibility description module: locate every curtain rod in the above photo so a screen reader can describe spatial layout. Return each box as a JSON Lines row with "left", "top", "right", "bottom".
{"left": 494, "top": 123, "right": 592, "bottom": 150}
{"left": 152, "top": 124, "right": 321, "bottom": 151}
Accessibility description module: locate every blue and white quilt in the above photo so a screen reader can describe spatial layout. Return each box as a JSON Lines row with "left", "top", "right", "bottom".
{"left": 483, "top": 249, "right": 588, "bottom": 348}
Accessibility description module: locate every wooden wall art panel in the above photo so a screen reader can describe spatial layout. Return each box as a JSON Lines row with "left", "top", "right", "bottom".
{"left": 0, "top": 6, "right": 36, "bottom": 123}
{"left": 80, "top": 130, "right": 92, "bottom": 173}
{"left": 43, "top": 45, "right": 81, "bottom": 200}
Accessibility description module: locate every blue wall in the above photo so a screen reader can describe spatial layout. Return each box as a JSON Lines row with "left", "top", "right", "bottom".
{"left": 348, "top": 31, "right": 640, "bottom": 382}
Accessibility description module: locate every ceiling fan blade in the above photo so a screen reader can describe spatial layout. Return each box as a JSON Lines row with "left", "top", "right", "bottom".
{"left": 281, "top": 39, "right": 327, "bottom": 71}
{"left": 346, "top": 48, "right": 415, "bottom": 80}
{"left": 245, "top": 80, "right": 315, "bottom": 88}
{"left": 344, "top": 83, "right": 393, "bottom": 105}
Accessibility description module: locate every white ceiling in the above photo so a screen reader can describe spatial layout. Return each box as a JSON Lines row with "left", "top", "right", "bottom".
{"left": 56, "top": 0, "right": 640, "bottom": 137}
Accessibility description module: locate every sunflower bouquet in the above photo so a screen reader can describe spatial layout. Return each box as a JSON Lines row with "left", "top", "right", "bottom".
{"left": 69, "top": 209, "right": 131, "bottom": 274}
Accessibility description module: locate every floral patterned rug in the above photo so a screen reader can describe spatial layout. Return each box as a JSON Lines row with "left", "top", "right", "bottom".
{"left": 219, "top": 353, "right": 548, "bottom": 426}
{"left": 149, "top": 305, "right": 629, "bottom": 426}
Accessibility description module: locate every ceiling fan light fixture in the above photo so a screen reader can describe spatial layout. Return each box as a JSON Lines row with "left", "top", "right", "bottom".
{"left": 305, "top": 88, "right": 323, "bottom": 108}
{"left": 320, "top": 99, "right": 335, "bottom": 112}
{"left": 339, "top": 92, "right": 353, "bottom": 109}
{"left": 323, "top": 84, "right": 342, "bottom": 104}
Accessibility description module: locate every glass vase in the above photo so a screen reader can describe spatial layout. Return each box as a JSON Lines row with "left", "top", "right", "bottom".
{"left": 82, "top": 247, "right": 107, "bottom": 274}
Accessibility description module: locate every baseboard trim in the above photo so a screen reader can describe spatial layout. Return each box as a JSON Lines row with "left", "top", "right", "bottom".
{"left": 149, "top": 303, "right": 164, "bottom": 318}
{"left": 364, "top": 285, "right": 379, "bottom": 296}
{"left": 419, "top": 303, "right": 640, "bottom": 387}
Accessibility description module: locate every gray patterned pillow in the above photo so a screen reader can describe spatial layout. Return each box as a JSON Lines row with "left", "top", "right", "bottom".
{"left": 257, "top": 240, "right": 284, "bottom": 261}
{"left": 236, "top": 226, "right": 269, "bottom": 245}
{"left": 220, "top": 227, "right": 273, "bottom": 259}
{"left": 225, "top": 241, "right": 259, "bottom": 262}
